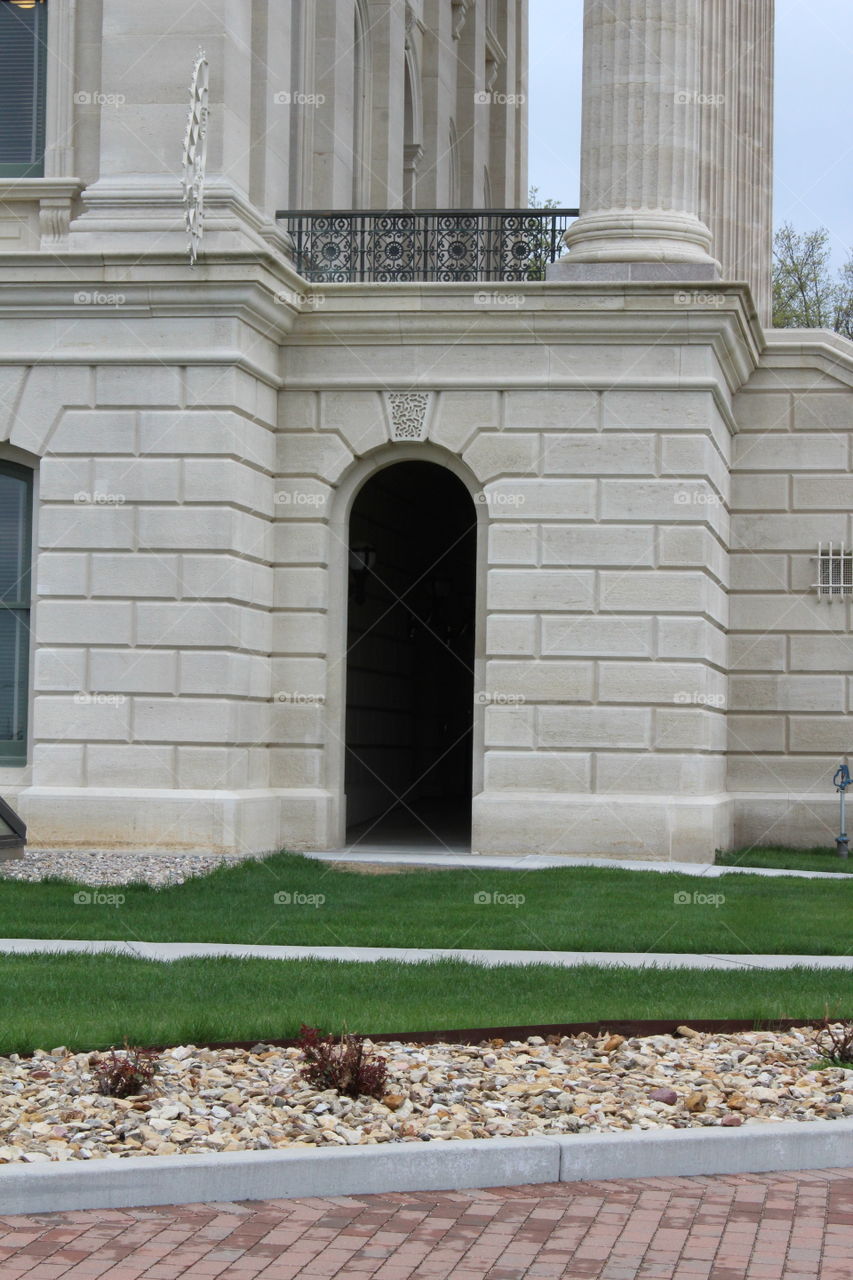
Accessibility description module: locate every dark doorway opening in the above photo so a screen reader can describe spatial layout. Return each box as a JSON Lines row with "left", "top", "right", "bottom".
{"left": 345, "top": 461, "right": 476, "bottom": 851}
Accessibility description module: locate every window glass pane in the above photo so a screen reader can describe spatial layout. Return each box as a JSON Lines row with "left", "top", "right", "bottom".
{"left": 0, "top": 471, "right": 29, "bottom": 603}
{"left": 0, "top": 464, "right": 31, "bottom": 762}
{"left": 0, "top": 610, "right": 28, "bottom": 752}
{"left": 0, "top": 1, "right": 48, "bottom": 173}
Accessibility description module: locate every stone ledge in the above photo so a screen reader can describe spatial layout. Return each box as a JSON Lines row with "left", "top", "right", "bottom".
{"left": 547, "top": 260, "right": 721, "bottom": 283}
{"left": 0, "top": 1120, "right": 850, "bottom": 1215}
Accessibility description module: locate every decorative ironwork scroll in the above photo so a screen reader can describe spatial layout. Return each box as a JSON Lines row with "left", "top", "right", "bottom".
{"left": 182, "top": 49, "right": 209, "bottom": 267}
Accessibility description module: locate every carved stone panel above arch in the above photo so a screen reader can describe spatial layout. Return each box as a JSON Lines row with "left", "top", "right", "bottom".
{"left": 387, "top": 390, "right": 432, "bottom": 441}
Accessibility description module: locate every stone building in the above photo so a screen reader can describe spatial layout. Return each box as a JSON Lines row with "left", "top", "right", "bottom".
{"left": 0, "top": 0, "right": 850, "bottom": 863}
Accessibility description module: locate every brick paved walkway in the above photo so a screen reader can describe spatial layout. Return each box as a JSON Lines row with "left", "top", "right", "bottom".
{"left": 0, "top": 1169, "right": 849, "bottom": 1280}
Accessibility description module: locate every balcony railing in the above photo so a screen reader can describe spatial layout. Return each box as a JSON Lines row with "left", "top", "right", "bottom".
{"left": 275, "top": 208, "right": 579, "bottom": 284}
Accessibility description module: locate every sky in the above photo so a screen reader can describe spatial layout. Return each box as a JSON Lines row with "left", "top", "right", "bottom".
{"left": 528, "top": 0, "right": 853, "bottom": 270}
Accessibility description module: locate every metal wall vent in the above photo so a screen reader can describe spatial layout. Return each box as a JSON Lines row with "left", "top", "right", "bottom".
{"left": 815, "top": 542, "right": 853, "bottom": 599}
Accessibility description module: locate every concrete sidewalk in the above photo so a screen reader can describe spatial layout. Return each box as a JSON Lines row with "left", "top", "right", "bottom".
{"left": 1, "top": 938, "right": 851, "bottom": 969}
{"left": 306, "top": 848, "right": 853, "bottom": 879}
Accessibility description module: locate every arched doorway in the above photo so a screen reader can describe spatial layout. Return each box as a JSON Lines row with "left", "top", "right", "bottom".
{"left": 344, "top": 461, "right": 477, "bottom": 851}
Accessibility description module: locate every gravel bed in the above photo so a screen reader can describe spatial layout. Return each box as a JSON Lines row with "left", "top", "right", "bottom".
{"left": 0, "top": 850, "right": 259, "bottom": 888}
{"left": 0, "top": 1026, "right": 850, "bottom": 1164}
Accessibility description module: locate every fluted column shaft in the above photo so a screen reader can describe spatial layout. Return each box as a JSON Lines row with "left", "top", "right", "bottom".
{"left": 698, "top": 0, "right": 774, "bottom": 321}
{"left": 564, "top": 0, "right": 717, "bottom": 265}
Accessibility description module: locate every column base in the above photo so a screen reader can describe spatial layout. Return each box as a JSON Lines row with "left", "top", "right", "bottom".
{"left": 560, "top": 210, "right": 719, "bottom": 269}
{"left": 66, "top": 176, "right": 291, "bottom": 263}
{"left": 471, "top": 792, "right": 734, "bottom": 865}
{"left": 548, "top": 260, "right": 721, "bottom": 283}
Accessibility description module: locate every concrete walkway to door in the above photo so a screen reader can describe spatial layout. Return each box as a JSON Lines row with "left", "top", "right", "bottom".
{"left": 2, "top": 937, "right": 852, "bottom": 970}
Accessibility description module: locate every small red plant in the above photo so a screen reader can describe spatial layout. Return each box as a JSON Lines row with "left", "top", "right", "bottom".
{"left": 91, "top": 1042, "right": 159, "bottom": 1098}
{"left": 297, "top": 1024, "right": 387, "bottom": 1099}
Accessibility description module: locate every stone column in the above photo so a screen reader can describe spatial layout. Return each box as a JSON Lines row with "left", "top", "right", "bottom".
{"left": 698, "top": 0, "right": 774, "bottom": 322}
{"left": 560, "top": 0, "right": 718, "bottom": 272}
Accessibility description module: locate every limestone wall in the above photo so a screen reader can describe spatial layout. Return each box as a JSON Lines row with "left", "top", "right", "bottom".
{"left": 730, "top": 329, "right": 853, "bottom": 846}
{"left": 0, "top": 290, "right": 288, "bottom": 852}
{"left": 278, "top": 282, "right": 748, "bottom": 860}
{"left": 3, "top": 274, "right": 853, "bottom": 862}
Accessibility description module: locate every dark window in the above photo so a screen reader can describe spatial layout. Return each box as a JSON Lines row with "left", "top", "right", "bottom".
{"left": 0, "top": 463, "right": 33, "bottom": 765}
{"left": 0, "top": 0, "right": 48, "bottom": 178}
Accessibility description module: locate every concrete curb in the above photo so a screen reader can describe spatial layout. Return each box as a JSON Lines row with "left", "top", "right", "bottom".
{"left": 0, "top": 1138, "right": 560, "bottom": 1214}
{"left": 1, "top": 1120, "right": 851, "bottom": 1215}
{"left": 555, "top": 1117, "right": 853, "bottom": 1181}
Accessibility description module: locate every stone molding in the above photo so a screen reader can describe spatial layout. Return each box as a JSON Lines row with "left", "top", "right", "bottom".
{"left": 0, "top": 180, "right": 83, "bottom": 250}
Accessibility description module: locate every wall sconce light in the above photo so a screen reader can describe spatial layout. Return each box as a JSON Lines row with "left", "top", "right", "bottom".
{"left": 0, "top": 796, "right": 26, "bottom": 858}
{"left": 349, "top": 544, "right": 376, "bottom": 604}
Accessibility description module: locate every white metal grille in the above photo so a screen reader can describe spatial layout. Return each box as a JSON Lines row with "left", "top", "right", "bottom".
{"left": 815, "top": 542, "right": 853, "bottom": 599}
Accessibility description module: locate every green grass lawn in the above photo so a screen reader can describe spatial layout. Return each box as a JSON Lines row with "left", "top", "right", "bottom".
{"left": 1, "top": 852, "right": 852, "bottom": 955}
{"left": 718, "top": 846, "right": 853, "bottom": 875}
{"left": 0, "top": 953, "right": 850, "bottom": 1056}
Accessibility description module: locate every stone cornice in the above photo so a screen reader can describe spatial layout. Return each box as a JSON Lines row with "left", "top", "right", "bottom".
{"left": 0, "top": 252, "right": 307, "bottom": 331}
{"left": 760, "top": 327, "right": 853, "bottom": 388}
{"left": 0, "top": 268, "right": 763, "bottom": 411}
{"left": 285, "top": 281, "right": 763, "bottom": 394}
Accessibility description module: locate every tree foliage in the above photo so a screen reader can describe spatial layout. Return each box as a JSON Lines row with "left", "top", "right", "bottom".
{"left": 525, "top": 186, "right": 569, "bottom": 280}
{"left": 772, "top": 222, "right": 853, "bottom": 335}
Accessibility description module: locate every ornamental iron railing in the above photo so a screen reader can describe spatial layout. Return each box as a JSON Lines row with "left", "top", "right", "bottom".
{"left": 275, "top": 208, "right": 579, "bottom": 283}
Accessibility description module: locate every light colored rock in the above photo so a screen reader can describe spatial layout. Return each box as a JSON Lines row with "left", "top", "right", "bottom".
{"left": 0, "top": 1025, "right": 845, "bottom": 1165}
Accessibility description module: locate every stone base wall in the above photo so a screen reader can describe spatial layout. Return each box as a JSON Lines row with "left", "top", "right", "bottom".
{"left": 2, "top": 275, "right": 852, "bottom": 862}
